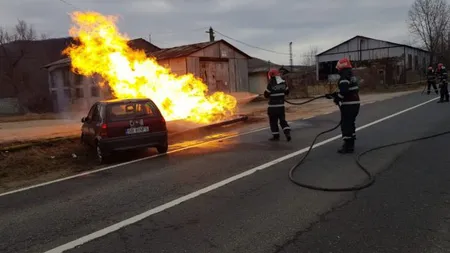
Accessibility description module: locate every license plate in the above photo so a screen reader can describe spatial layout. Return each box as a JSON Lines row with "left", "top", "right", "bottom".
{"left": 126, "top": 126, "right": 149, "bottom": 135}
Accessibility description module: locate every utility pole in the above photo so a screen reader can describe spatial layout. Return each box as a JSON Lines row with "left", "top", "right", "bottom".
{"left": 289, "top": 42, "right": 293, "bottom": 72}
{"left": 206, "top": 27, "right": 215, "bottom": 42}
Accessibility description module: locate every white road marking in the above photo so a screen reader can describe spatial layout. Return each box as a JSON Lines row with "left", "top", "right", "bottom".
{"left": 45, "top": 96, "right": 439, "bottom": 253}
{"left": 0, "top": 126, "right": 269, "bottom": 197}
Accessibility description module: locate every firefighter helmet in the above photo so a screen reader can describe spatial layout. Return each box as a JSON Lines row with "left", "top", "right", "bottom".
{"left": 336, "top": 58, "right": 353, "bottom": 71}
{"left": 268, "top": 68, "right": 280, "bottom": 79}
{"left": 438, "top": 63, "right": 444, "bottom": 69}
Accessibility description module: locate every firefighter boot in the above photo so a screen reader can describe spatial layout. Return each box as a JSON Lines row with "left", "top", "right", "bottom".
{"left": 337, "top": 138, "right": 354, "bottom": 154}
{"left": 269, "top": 134, "right": 280, "bottom": 141}
{"left": 284, "top": 129, "right": 292, "bottom": 142}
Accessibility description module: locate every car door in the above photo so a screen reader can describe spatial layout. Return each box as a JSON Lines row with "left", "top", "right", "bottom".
{"left": 83, "top": 103, "right": 99, "bottom": 146}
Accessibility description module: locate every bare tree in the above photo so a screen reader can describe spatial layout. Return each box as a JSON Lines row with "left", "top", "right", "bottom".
{"left": 408, "top": 0, "right": 450, "bottom": 63}
{"left": 0, "top": 20, "right": 44, "bottom": 97}
{"left": 301, "top": 45, "right": 319, "bottom": 66}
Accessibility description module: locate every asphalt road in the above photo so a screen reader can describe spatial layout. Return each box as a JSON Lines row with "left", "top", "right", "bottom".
{"left": 1, "top": 91, "right": 449, "bottom": 253}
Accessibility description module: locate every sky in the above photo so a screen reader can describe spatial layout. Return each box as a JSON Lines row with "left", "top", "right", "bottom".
{"left": 0, "top": 0, "right": 419, "bottom": 65}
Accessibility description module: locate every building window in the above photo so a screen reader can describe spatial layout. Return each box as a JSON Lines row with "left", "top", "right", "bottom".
{"left": 75, "top": 88, "right": 84, "bottom": 98}
{"left": 91, "top": 86, "right": 100, "bottom": 97}
{"left": 414, "top": 55, "right": 419, "bottom": 70}
{"left": 64, "top": 89, "right": 71, "bottom": 98}
{"left": 51, "top": 90, "right": 57, "bottom": 101}
{"left": 408, "top": 54, "right": 412, "bottom": 69}
{"left": 50, "top": 72, "right": 57, "bottom": 88}
{"left": 74, "top": 73, "right": 83, "bottom": 86}
{"left": 62, "top": 68, "right": 70, "bottom": 87}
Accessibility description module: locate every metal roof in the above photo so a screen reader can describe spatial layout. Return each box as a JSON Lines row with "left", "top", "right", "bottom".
{"left": 317, "top": 35, "right": 429, "bottom": 56}
{"left": 151, "top": 39, "right": 251, "bottom": 60}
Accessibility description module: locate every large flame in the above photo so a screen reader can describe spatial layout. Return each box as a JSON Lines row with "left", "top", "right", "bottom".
{"left": 63, "top": 11, "right": 237, "bottom": 123}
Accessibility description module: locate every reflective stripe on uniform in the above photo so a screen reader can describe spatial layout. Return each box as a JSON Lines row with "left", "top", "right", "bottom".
{"left": 338, "top": 93, "right": 344, "bottom": 98}
{"left": 265, "top": 89, "right": 271, "bottom": 93}
{"left": 342, "top": 136, "right": 353, "bottom": 140}
{"left": 268, "top": 104, "right": 285, "bottom": 107}
{"left": 272, "top": 132, "right": 279, "bottom": 134}
{"left": 282, "top": 127, "right": 290, "bottom": 130}
{"left": 341, "top": 101, "right": 360, "bottom": 105}
{"left": 339, "top": 80, "right": 350, "bottom": 84}
{"left": 348, "top": 86, "right": 359, "bottom": 90}
{"left": 270, "top": 93, "right": 285, "bottom": 96}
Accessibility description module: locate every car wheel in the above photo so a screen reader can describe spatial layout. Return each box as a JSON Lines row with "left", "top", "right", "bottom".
{"left": 96, "top": 142, "right": 108, "bottom": 164}
{"left": 156, "top": 143, "right": 168, "bottom": 154}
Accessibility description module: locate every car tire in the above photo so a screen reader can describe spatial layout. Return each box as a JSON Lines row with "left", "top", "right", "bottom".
{"left": 95, "top": 142, "right": 109, "bottom": 164}
{"left": 156, "top": 143, "right": 168, "bottom": 154}
{"left": 80, "top": 134, "right": 86, "bottom": 145}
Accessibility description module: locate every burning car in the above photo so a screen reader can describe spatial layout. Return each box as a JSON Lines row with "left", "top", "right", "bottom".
{"left": 80, "top": 98, "right": 168, "bottom": 163}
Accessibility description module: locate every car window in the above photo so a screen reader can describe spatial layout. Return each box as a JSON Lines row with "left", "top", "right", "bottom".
{"left": 87, "top": 104, "right": 98, "bottom": 120}
{"left": 91, "top": 105, "right": 100, "bottom": 122}
{"left": 107, "top": 101, "right": 156, "bottom": 121}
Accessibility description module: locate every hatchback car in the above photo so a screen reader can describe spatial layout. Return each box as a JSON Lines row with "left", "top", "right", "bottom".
{"left": 80, "top": 98, "right": 168, "bottom": 163}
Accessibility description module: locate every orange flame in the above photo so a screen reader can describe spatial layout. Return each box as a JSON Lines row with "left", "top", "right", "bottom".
{"left": 63, "top": 11, "right": 237, "bottom": 123}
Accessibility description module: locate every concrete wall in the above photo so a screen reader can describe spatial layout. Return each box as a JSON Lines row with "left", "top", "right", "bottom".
{"left": 248, "top": 72, "right": 267, "bottom": 95}
{"left": 48, "top": 65, "right": 109, "bottom": 113}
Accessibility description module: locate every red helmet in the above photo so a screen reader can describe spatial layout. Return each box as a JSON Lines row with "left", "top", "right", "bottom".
{"left": 336, "top": 58, "right": 353, "bottom": 71}
{"left": 268, "top": 68, "right": 280, "bottom": 79}
{"left": 438, "top": 63, "right": 444, "bottom": 69}
{"left": 428, "top": 66, "right": 433, "bottom": 70}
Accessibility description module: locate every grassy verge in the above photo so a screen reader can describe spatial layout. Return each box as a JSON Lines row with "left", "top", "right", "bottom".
{"left": 0, "top": 138, "right": 98, "bottom": 191}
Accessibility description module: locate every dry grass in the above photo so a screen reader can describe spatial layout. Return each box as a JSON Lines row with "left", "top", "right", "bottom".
{"left": 0, "top": 139, "right": 98, "bottom": 190}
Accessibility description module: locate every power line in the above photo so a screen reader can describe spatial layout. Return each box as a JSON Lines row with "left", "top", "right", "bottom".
{"left": 58, "top": 0, "right": 80, "bottom": 10}
{"left": 213, "top": 29, "right": 291, "bottom": 55}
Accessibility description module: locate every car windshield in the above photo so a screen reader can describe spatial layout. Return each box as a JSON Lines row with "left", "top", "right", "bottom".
{"left": 107, "top": 101, "right": 155, "bottom": 121}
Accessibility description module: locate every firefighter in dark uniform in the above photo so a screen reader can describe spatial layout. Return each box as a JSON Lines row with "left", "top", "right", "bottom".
{"left": 264, "top": 69, "right": 291, "bottom": 141}
{"left": 436, "top": 63, "right": 449, "bottom": 103}
{"left": 326, "top": 58, "right": 360, "bottom": 153}
{"left": 426, "top": 65, "right": 438, "bottom": 95}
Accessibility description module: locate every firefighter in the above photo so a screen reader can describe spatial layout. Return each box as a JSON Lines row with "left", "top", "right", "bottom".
{"left": 264, "top": 68, "right": 291, "bottom": 141}
{"left": 436, "top": 63, "right": 449, "bottom": 103}
{"left": 426, "top": 65, "right": 438, "bottom": 95}
{"left": 326, "top": 57, "right": 360, "bottom": 153}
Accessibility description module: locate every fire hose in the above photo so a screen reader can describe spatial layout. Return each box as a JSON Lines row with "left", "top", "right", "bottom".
{"left": 284, "top": 95, "right": 450, "bottom": 192}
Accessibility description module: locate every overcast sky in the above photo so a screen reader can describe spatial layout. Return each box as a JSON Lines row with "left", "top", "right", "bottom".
{"left": 0, "top": 0, "right": 418, "bottom": 65}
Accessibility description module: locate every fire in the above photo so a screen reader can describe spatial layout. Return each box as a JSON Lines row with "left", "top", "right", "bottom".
{"left": 63, "top": 11, "right": 237, "bottom": 123}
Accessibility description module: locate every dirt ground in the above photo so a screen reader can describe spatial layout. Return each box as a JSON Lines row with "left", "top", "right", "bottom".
{"left": 0, "top": 89, "right": 421, "bottom": 192}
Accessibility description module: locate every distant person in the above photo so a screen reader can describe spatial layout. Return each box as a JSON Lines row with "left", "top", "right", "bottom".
{"left": 264, "top": 68, "right": 291, "bottom": 141}
{"left": 436, "top": 63, "right": 449, "bottom": 103}
{"left": 326, "top": 57, "right": 360, "bottom": 153}
{"left": 426, "top": 65, "right": 438, "bottom": 95}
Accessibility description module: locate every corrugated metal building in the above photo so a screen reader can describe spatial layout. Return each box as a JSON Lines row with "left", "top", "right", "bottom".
{"left": 316, "top": 35, "right": 430, "bottom": 84}
{"left": 152, "top": 39, "right": 251, "bottom": 93}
